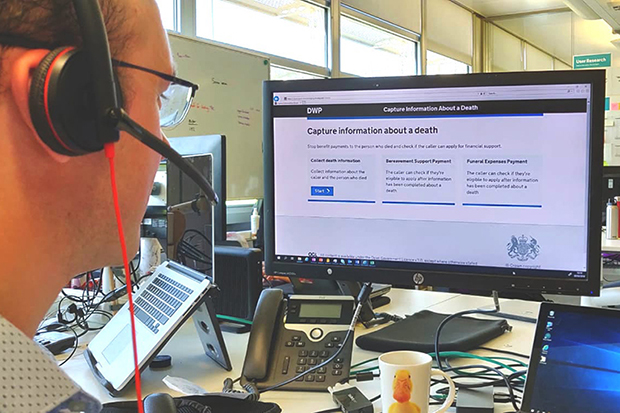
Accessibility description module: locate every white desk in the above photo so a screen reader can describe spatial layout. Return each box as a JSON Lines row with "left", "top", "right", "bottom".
{"left": 60, "top": 290, "right": 539, "bottom": 413}
{"left": 602, "top": 232, "right": 620, "bottom": 252}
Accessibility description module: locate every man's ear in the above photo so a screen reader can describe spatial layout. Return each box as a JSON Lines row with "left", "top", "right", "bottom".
{"left": 10, "top": 49, "right": 71, "bottom": 163}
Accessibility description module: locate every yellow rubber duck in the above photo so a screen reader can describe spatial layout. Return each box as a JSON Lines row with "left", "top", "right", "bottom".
{"left": 388, "top": 370, "right": 421, "bottom": 413}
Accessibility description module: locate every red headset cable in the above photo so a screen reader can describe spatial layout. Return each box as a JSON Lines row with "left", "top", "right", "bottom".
{"left": 104, "top": 142, "right": 145, "bottom": 413}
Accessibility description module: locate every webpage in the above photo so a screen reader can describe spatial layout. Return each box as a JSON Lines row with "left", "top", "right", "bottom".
{"left": 272, "top": 85, "right": 591, "bottom": 274}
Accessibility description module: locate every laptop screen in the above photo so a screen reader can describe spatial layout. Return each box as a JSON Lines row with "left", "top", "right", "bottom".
{"left": 522, "top": 303, "right": 620, "bottom": 413}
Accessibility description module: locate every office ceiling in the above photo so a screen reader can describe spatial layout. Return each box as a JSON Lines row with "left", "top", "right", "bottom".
{"left": 456, "top": 0, "right": 568, "bottom": 17}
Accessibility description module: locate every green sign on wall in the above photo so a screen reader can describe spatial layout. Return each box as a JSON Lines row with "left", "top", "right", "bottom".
{"left": 573, "top": 53, "right": 612, "bottom": 69}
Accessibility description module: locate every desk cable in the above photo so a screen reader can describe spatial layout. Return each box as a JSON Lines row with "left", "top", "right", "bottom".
{"left": 40, "top": 269, "right": 150, "bottom": 366}
{"left": 433, "top": 291, "right": 522, "bottom": 412}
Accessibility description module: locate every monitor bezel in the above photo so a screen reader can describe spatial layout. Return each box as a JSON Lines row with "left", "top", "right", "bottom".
{"left": 263, "top": 70, "right": 604, "bottom": 296}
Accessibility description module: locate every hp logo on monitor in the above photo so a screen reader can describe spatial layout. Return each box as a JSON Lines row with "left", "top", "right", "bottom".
{"left": 413, "top": 273, "right": 425, "bottom": 285}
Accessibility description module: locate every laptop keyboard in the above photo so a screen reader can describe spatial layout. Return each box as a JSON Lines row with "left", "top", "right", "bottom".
{"left": 133, "top": 274, "right": 195, "bottom": 334}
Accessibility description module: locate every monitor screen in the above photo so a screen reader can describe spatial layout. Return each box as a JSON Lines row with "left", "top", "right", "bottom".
{"left": 264, "top": 71, "right": 603, "bottom": 295}
{"left": 522, "top": 303, "right": 620, "bottom": 413}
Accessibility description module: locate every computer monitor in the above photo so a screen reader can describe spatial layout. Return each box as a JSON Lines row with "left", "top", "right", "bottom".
{"left": 169, "top": 135, "right": 227, "bottom": 244}
{"left": 167, "top": 154, "right": 214, "bottom": 274}
{"left": 263, "top": 71, "right": 604, "bottom": 297}
{"left": 142, "top": 153, "right": 215, "bottom": 274}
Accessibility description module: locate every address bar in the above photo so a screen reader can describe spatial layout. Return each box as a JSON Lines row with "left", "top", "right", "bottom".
{"left": 275, "top": 84, "right": 589, "bottom": 105}
{"left": 281, "top": 93, "right": 589, "bottom": 105}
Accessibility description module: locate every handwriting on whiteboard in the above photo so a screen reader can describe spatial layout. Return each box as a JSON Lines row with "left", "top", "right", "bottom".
{"left": 176, "top": 52, "right": 191, "bottom": 59}
{"left": 237, "top": 109, "right": 251, "bottom": 127}
{"left": 212, "top": 77, "right": 228, "bottom": 86}
{"left": 190, "top": 103, "right": 215, "bottom": 112}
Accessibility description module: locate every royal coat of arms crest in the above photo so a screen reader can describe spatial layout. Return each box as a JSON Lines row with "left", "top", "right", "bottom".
{"left": 507, "top": 235, "right": 540, "bottom": 261}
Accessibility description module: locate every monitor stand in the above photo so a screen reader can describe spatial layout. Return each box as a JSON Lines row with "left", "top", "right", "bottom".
{"left": 290, "top": 278, "right": 392, "bottom": 328}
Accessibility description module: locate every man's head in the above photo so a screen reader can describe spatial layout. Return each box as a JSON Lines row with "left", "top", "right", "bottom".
{"left": 0, "top": 0, "right": 171, "bottom": 275}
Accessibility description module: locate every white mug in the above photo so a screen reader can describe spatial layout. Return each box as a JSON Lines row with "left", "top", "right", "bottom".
{"left": 379, "top": 351, "right": 456, "bottom": 413}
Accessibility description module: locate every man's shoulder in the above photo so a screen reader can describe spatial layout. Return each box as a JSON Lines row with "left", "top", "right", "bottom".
{"left": 0, "top": 315, "right": 101, "bottom": 413}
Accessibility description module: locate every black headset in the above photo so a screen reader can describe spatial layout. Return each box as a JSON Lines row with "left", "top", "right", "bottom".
{"left": 29, "top": 1, "right": 120, "bottom": 157}
{"left": 0, "top": 0, "right": 218, "bottom": 204}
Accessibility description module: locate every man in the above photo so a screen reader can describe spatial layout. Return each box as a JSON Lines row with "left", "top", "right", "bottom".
{"left": 0, "top": 1, "right": 174, "bottom": 411}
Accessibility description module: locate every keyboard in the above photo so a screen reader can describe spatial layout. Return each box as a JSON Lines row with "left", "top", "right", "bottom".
{"left": 133, "top": 274, "right": 194, "bottom": 334}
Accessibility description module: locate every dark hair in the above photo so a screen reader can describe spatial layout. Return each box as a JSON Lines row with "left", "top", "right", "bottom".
{"left": 0, "top": 0, "right": 133, "bottom": 92}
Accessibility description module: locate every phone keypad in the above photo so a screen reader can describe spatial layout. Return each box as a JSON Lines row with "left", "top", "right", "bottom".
{"left": 279, "top": 331, "right": 351, "bottom": 388}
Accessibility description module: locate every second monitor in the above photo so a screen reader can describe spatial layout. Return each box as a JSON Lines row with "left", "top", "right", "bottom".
{"left": 169, "top": 135, "right": 227, "bottom": 244}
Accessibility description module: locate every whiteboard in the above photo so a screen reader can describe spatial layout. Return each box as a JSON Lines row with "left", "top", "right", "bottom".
{"left": 167, "top": 33, "right": 269, "bottom": 200}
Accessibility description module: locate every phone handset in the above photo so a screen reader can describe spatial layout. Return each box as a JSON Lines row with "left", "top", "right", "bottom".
{"left": 241, "top": 289, "right": 284, "bottom": 381}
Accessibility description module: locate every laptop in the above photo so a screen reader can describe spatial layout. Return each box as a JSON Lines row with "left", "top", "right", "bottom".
{"left": 521, "top": 302, "right": 620, "bottom": 413}
{"left": 85, "top": 260, "right": 224, "bottom": 395}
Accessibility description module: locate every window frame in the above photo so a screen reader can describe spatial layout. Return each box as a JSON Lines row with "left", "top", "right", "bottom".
{"left": 191, "top": 0, "right": 330, "bottom": 75}
{"left": 339, "top": 6, "right": 421, "bottom": 78}
{"left": 270, "top": 64, "right": 327, "bottom": 80}
{"left": 426, "top": 50, "right": 472, "bottom": 75}
{"left": 156, "top": 0, "right": 181, "bottom": 32}
{"left": 169, "top": 0, "right": 575, "bottom": 81}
